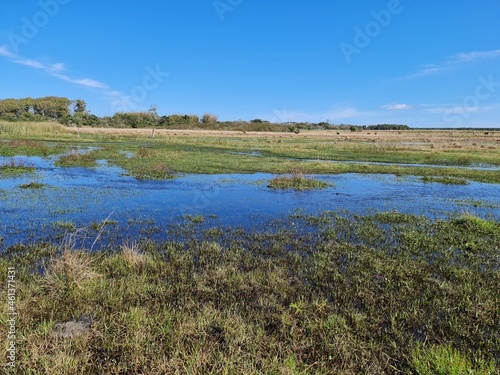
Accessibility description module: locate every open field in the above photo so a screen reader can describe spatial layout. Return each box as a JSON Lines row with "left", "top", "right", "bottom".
{"left": 1, "top": 122, "right": 499, "bottom": 183}
{"left": 70, "top": 125, "right": 500, "bottom": 143}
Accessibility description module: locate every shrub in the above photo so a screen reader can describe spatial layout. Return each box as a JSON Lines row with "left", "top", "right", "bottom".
{"left": 202, "top": 114, "right": 218, "bottom": 124}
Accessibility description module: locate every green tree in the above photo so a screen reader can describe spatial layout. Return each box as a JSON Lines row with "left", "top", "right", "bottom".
{"left": 0, "top": 98, "right": 23, "bottom": 119}
{"left": 33, "top": 97, "right": 71, "bottom": 119}
{"left": 73, "top": 99, "right": 87, "bottom": 114}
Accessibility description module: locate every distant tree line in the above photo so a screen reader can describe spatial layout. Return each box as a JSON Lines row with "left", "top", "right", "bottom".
{"left": 0, "top": 97, "right": 73, "bottom": 121}
{"left": 0, "top": 97, "right": 98, "bottom": 125}
{"left": 0, "top": 97, "right": 413, "bottom": 132}
{"left": 366, "top": 124, "right": 410, "bottom": 130}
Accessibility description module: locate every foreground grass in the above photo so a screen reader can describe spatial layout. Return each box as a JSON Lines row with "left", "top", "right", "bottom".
{"left": 1, "top": 213, "right": 498, "bottom": 374}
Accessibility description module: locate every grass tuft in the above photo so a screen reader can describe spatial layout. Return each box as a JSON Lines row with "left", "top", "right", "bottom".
{"left": 43, "top": 250, "right": 101, "bottom": 294}
{"left": 0, "top": 159, "right": 36, "bottom": 176}
{"left": 121, "top": 242, "right": 149, "bottom": 268}
{"left": 19, "top": 181, "right": 45, "bottom": 189}
{"left": 268, "top": 174, "right": 331, "bottom": 190}
{"left": 55, "top": 152, "right": 98, "bottom": 167}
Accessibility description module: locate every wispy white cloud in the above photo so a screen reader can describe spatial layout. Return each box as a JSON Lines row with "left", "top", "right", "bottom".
{"left": 382, "top": 103, "right": 412, "bottom": 110}
{"left": 0, "top": 44, "right": 107, "bottom": 89}
{"left": 0, "top": 45, "right": 17, "bottom": 58}
{"left": 452, "top": 49, "right": 500, "bottom": 63}
{"left": 402, "top": 49, "right": 500, "bottom": 79}
{"left": 0, "top": 45, "right": 165, "bottom": 112}
{"left": 50, "top": 62, "right": 65, "bottom": 72}
{"left": 13, "top": 58, "right": 46, "bottom": 70}
{"left": 71, "top": 78, "right": 107, "bottom": 89}
{"left": 52, "top": 73, "right": 108, "bottom": 89}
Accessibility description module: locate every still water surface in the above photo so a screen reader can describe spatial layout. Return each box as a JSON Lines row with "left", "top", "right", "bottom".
{"left": 1, "top": 155, "right": 498, "bottom": 248}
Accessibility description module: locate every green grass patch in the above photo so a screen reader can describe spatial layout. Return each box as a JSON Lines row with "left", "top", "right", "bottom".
{"left": 0, "top": 139, "right": 48, "bottom": 156}
{"left": 420, "top": 176, "right": 469, "bottom": 185}
{"left": 55, "top": 152, "right": 98, "bottom": 167}
{"left": 268, "top": 174, "right": 331, "bottom": 190}
{"left": 53, "top": 221, "right": 76, "bottom": 230}
{"left": 0, "top": 159, "right": 36, "bottom": 177}
{"left": 19, "top": 181, "right": 45, "bottom": 189}
{"left": 411, "top": 344, "right": 495, "bottom": 375}
{"left": 90, "top": 219, "right": 118, "bottom": 230}
{"left": 452, "top": 214, "right": 499, "bottom": 235}
{"left": 133, "top": 163, "right": 175, "bottom": 180}
{"left": 185, "top": 215, "right": 206, "bottom": 223}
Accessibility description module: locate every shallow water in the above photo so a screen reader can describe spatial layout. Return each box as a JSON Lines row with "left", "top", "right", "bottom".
{"left": 1, "top": 154, "right": 499, "bottom": 248}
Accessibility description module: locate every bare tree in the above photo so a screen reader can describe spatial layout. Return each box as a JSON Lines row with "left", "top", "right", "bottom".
{"left": 148, "top": 105, "right": 159, "bottom": 138}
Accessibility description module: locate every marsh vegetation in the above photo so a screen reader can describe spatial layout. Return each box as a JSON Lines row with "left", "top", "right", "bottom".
{"left": 1, "top": 213, "right": 498, "bottom": 374}
{"left": 1, "top": 123, "right": 499, "bottom": 182}
{"left": 0, "top": 159, "right": 36, "bottom": 177}
{"left": 1, "top": 123, "right": 499, "bottom": 374}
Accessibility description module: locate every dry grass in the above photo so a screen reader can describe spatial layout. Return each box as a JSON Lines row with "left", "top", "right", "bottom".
{"left": 44, "top": 250, "right": 101, "bottom": 293}
{"left": 71, "top": 126, "right": 499, "bottom": 144}
{"left": 0, "top": 121, "right": 69, "bottom": 137}
{"left": 121, "top": 242, "right": 148, "bottom": 268}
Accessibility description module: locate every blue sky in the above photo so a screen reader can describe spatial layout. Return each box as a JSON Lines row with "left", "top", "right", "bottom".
{"left": 0, "top": 0, "right": 499, "bottom": 127}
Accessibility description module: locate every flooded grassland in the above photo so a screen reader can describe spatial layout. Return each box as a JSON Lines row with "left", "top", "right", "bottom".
{"left": 1, "top": 125, "right": 499, "bottom": 373}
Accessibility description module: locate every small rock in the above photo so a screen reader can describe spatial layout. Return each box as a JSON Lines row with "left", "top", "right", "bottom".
{"left": 51, "top": 315, "right": 92, "bottom": 338}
